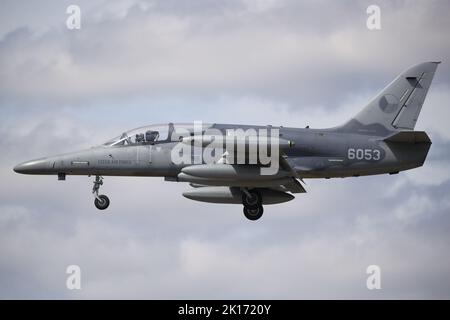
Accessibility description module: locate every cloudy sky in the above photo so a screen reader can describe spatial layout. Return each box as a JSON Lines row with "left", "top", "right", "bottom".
{"left": 1, "top": 0, "right": 450, "bottom": 299}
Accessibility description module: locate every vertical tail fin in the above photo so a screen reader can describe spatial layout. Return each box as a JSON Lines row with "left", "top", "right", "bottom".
{"left": 339, "top": 61, "right": 440, "bottom": 135}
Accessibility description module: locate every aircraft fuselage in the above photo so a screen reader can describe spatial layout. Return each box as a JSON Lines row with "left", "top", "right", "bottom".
{"left": 13, "top": 124, "right": 431, "bottom": 179}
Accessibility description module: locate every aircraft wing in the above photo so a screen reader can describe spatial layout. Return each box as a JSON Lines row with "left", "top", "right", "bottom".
{"left": 179, "top": 165, "right": 305, "bottom": 205}
{"left": 176, "top": 156, "right": 306, "bottom": 206}
{"left": 174, "top": 134, "right": 306, "bottom": 203}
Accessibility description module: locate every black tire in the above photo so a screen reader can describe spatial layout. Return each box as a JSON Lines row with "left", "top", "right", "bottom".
{"left": 242, "top": 190, "right": 262, "bottom": 209}
{"left": 243, "top": 205, "right": 264, "bottom": 221}
{"left": 94, "top": 195, "right": 110, "bottom": 210}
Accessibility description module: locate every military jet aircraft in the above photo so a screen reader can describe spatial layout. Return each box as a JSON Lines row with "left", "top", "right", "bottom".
{"left": 14, "top": 61, "right": 439, "bottom": 220}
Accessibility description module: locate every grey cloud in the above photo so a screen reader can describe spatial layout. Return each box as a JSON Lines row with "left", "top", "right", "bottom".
{"left": 2, "top": 170, "right": 450, "bottom": 298}
{"left": 1, "top": 0, "right": 450, "bottom": 109}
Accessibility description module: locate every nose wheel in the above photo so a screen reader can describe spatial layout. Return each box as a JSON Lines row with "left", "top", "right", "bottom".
{"left": 242, "top": 189, "right": 263, "bottom": 221}
{"left": 94, "top": 194, "right": 110, "bottom": 210}
{"left": 92, "top": 175, "right": 110, "bottom": 210}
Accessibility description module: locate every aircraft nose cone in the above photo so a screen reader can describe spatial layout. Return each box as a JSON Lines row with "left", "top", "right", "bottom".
{"left": 13, "top": 159, "right": 49, "bottom": 174}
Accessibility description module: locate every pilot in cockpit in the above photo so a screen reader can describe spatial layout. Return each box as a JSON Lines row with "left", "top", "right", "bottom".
{"left": 106, "top": 128, "right": 163, "bottom": 146}
{"left": 135, "top": 133, "right": 145, "bottom": 143}
{"left": 145, "top": 130, "right": 159, "bottom": 143}
{"left": 118, "top": 132, "right": 132, "bottom": 145}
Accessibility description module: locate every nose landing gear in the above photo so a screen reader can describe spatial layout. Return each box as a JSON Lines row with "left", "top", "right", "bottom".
{"left": 242, "top": 189, "right": 263, "bottom": 221}
{"left": 92, "top": 175, "right": 110, "bottom": 210}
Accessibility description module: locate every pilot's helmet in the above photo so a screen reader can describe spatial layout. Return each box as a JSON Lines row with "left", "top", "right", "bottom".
{"left": 135, "top": 133, "right": 144, "bottom": 142}
{"left": 145, "top": 130, "right": 159, "bottom": 142}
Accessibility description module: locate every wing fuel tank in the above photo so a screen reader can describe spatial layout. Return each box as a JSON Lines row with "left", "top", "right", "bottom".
{"left": 181, "top": 164, "right": 289, "bottom": 180}
{"left": 177, "top": 172, "right": 292, "bottom": 187}
{"left": 183, "top": 187, "right": 295, "bottom": 205}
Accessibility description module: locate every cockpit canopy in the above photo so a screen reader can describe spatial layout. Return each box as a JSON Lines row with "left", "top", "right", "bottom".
{"left": 103, "top": 123, "right": 213, "bottom": 147}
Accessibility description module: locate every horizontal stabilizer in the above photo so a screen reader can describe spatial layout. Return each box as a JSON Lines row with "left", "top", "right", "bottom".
{"left": 383, "top": 131, "right": 431, "bottom": 144}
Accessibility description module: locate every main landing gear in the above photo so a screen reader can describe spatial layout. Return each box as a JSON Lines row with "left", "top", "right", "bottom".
{"left": 92, "top": 175, "right": 110, "bottom": 210}
{"left": 242, "top": 189, "right": 263, "bottom": 221}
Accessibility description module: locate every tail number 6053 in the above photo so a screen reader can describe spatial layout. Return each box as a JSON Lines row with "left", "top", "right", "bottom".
{"left": 347, "top": 148, "right": 381, "bottom": 161}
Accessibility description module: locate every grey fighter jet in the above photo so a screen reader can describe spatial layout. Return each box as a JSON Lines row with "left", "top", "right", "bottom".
{"left": 14, "top": 62, "right": 440, "bottom": 220}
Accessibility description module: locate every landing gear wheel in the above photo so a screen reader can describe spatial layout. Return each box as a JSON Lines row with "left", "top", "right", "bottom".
{"left": 94, "top": 195, "right": 110, "bottom": 210}
{"left": 242, "top": 190, "right": 262, "bottom": 209}
{"left": 92, "top": 175, "right": 110, "bottom": 211}
{"left": 243, "top": 205, "right": 264, "bottom": 221}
